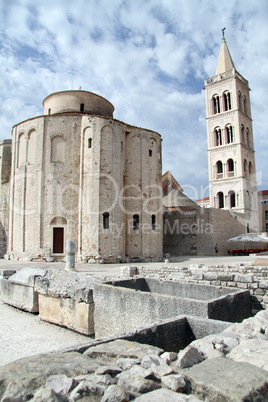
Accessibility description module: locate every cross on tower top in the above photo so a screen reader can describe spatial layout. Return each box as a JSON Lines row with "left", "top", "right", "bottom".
{"left": 222, "top": 27, "right": 226, "bottom": 37}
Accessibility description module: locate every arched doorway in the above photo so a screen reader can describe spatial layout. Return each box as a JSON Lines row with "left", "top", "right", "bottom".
{"left": 50, "top": 217, "right": 67, "bottom": 254}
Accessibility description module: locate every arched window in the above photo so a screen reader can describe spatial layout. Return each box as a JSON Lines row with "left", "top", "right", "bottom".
{"left": 246, "top": 128, "right": 249, "bottom": 147}
{"left": 213, "top": 95, "right": 220, "bottom": 114}
{"left": 229, "top": 190, "right": 236, "bottom": 208}
{"left": 215, "top": 128, "right": 222, "bottom": 146}
{"left": 227, "top": 158, "right": 234, "bottom": 177}
{"left": 241, "top": 125, "right": 245, "bottom": 143}
{"left": 51, "top": 136, "right": 65, "bottom": 162}
{"left": 249, "top": 161, "right": 253, "bottom": 174}
{"left": 217, "top": 192, "right": 224, "bottom": 209}
{"left": 243, "top": 96, "right": 247, "bottom": 115}
{"left": 133, "top": 214, "right": 139, "bottom": 230}
{"left": 88, "top": 138, "right": 92, "bottom": 148}
{"left": 246, "top": 190, "right": 251, "bottom": 209}
{"left": 80, "top": 103, "right": 84, "bottom": 112}
{"left": 244, "top": 159, "right": 248, "bottom": 173}
{"left": 216, "top": 161, "right": 223, "bottom": 179}
{"left": 151, "top": 214, "right": 156, "bottom": 230}
{"left": 223, "top": 92, "right": 231, "bottom": 111}
{"left": 18, "top": 133, "right": 26, "bottom": 167}
{"left": 226, "top": 125, "right": 233, "bottom": 143}
{"left": 238, "top": 91, "right": 242, "bottom": 110}
{"left": 27, "top": 129, "right": 36, "bottom": 165}
{"left": 103, "top": 212, "right": 109, "bottom": 229}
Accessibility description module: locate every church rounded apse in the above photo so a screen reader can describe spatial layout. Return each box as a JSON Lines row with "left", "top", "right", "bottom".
{"left": 8, "top": 90, "right": 163, "bottom": 262}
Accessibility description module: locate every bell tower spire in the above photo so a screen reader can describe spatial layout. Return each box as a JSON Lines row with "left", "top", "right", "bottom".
{"left": 216, "top": 29, "right": 235, "bottom": 75}
{"left": 204, "top": 31, "right": 259, "bottom": 232}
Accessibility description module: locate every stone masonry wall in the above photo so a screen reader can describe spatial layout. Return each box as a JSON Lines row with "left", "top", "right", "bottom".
{"left": 126, "top": 264, "right": 268, "bottom": 315}
{"left": 163, "top": 207, "right": 245, "bottom": 256}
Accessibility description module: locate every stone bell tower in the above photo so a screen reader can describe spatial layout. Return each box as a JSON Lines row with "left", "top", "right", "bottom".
{"left": 204, "top": 30, "right": 258, "bottom": 232}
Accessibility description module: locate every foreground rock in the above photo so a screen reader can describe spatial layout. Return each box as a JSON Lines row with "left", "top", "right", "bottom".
{"left": 1, "top": 313, "right": 268, "bottom": 400}
{"left": 0, "top": 352, "right": 102, "bottom": 397}
{"left": 187, "top": 310, "right": 268, "bottom": 371}
{"left": 184, "top": 357, "right": 268, "bottom": 401}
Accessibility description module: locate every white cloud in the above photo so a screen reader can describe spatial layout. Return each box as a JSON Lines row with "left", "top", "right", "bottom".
{"left": 0, "top": 0, "right": 267, "bottom": 197}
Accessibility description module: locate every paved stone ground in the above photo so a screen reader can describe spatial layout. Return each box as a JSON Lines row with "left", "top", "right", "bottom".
{"left": 0, "top": 255, "right": 259, "bottom": 366}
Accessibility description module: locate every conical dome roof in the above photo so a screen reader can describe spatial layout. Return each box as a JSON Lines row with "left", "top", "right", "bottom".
{"left": 216, "top": 37, "right": 235, "bottom": 75}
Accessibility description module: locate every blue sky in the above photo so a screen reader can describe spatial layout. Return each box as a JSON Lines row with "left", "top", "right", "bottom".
{"left": 0, "top": 0, "right": 267, "bottom": 199}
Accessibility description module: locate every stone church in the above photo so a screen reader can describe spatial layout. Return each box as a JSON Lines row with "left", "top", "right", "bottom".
{"left": 0, "top": 34, "right": 260, "bottom": 260}
{"left": 0, "top": 90, "right": 163, "bottom": 262}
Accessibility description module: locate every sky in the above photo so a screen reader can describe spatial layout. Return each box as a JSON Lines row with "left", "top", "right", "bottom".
{"left": 0, "top": 0, "right": 267, "bottom": 200}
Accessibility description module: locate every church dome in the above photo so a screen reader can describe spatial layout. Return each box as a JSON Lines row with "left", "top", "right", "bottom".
{"left": 43, "top": 90, "right": 114, "bottom": 117}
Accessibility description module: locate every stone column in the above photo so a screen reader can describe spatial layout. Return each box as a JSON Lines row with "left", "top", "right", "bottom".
{"left": 65, "top": 240, "right": 76, "bottom": 271}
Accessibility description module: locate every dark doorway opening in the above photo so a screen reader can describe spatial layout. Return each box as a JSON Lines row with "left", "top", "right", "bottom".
{"left": 53, "top": 227, "right": 64, "bottom": 253}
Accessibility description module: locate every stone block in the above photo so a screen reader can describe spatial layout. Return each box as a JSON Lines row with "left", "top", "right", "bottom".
{"left": 1, "top": 278, "right": 39, "bottom": 312}
{"left": 38, "top": 293, "right": 94, "bottom": 335}
{"left": 1, "top": 267, "right": 46, "bottom": 312}
{"left": 259, "top": 281, "right": 268, "bottom": 289}
{"left": 203, "top": 272, "right": 218, "bottom": 281}
{"left": 184, "top": 357, "right": 268, "bottom": 401}
{"left": 189, "top": 264, "right": 204, "bottom": 270}
{"left": 176, "top": 346, "right": 204, "bottom": 369}
{"left": 234, "top": 274, "right": 254, "bottom": 283}
{"left": 135, "top": 388, "right": 200, "bottom": 401}
{"left": 120, "top": 266, "right": 138, "bottom": 277}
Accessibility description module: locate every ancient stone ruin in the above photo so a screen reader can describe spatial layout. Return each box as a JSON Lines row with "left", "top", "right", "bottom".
{"left": 1, "top": 264, "right": 268, "bottom": 400}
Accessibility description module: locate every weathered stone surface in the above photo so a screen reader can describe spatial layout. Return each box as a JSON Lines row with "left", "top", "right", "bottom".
{"left": 1, "top": 278, "right": 39, "bottom": 313}
{"left": 116, "top": 365, "right": 151, "bottom": 382}
{"left": 117, "top": 376, "right": 161, "bottom": 394}
{"left": 135, "top": 388, "right": 201, "bottom": 401}
{"left": 176, "top": 346, "right": 205, "bottom": 369}
{"left": 94, "top": 278, "right": 250, "bottom": 338}
{"left": 38, "top": 293, "right": 95, "bottom": 335}
{"left": 69, "top": 379, "right": 106, "bottom": 401}
{"left": 160, "top": 351, "right": 177, "bottom": 364}
{"left": 32, "top": 386, "right": 61, "bottom": 401}
{"left": 151, "top": 365, "right": 174, "bottom": 378}
{"left": 234, "top": 274, "right": 254, "bottom": 283}
{"left": 116, "top": 358, "right": 141, "bottom": 371}
{"left": 1, "top": 268, "right": 47, "bottom": 313}
{"left": 100, "top": 384, "right": 129, "bottom": 402}
{"left": 34, "top": 269, "right": 97, "bottom": 303}
{"left": 45, "top": 374, "right": 78, "bottom": 396}
{"left": 222, "top": 310, "right": 268, "bottom": 340}
{"left": 190, "top": 333, "right": 239, "bottom": 359}
{"left": 140, "top": 354, "right": 166, "bottom": 369}
{"left": 0, "top": 352, "right": 102, "bottom": 396}
{"left": 227, "top": 338, "right": 268, "bottom": 371}
{"left": 95, "top": 366, "right": 122, "bottom": 376}
{"left": 88, "top": 374, "right": 116, "bottom": 386}
{"left": 0, "top": 380, "right": 33, "bottom": 402}
{"left": 161, "top": 374, "right": 185, "bottom": 391}
{"left": 184, "top": 357, "right": 268, "bottom": 401}
{"left": 84, "top": 340, "right": 163, "bottom": 360}
{"left": 8, "top": 268, "right": 47, "bottom": 286}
